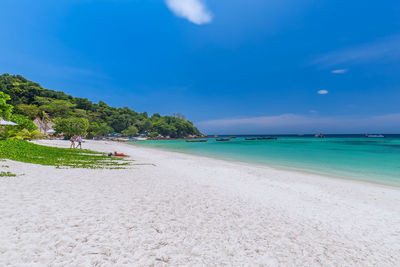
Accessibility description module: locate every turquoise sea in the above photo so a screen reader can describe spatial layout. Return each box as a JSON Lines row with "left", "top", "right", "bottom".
{"left": 132, "top": 135, "right": 400, "bottom": 186}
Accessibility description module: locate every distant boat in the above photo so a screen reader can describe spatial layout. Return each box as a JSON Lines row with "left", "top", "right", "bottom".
{"left": 257, "top": 137, "right": 278, "bottom": 140}
{"left": 186, "top": 139, "right": 208, "bottom": 143}
{"left": 315, "top": 133, "right": 325, "bottom": 138}
{"left": 365, "top": 134, "right": 385, "bottom": 138}
{"left": 216, "top": 138, "right": 231, "bottom": 141}
{"left": 230, "top": 136, "right": 237, "bottom": 138}
{"left": 245, "top": 137, "right": 257, "bottom": 140}
{"left": 131, "top": 137, "right": 147, "bottom": 141}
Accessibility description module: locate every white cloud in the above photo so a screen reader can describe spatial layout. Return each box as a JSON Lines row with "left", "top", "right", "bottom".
{"left": 197, "top": 113, "right": 400, "bottom": 134}
{"left": 317, "top": 89, "right": 328, "bottom": 95}
{"left": 331, "top": 69, "right": 348, "bottom": 74}
{"left": 165, "top": 0, "right": 212, "bottom": 25}
{"left": 312, "top": 34, "right": 400, "bottom": 67}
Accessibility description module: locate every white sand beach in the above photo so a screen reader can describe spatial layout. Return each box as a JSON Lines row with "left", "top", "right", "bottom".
{"left": 1, "top": 140, "right": 400, "bottom": 266}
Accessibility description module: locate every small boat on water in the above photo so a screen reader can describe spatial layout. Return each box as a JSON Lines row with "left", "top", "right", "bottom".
{"left": 245, "top": 137, "right": 257, "bottom": 140}
{"left": 131, "top": 137, "right": 147, "bottom": 141}
{"left": 216, "top": 138, "right": 231, "bottom": 141}
{"left": 315, "top": 133, "right": 325, "bottom": 138}
{"left": 365, "top": 134, "right": 385, "bottom": 138}
{"left": 256, "top": 137, "right": 278, "bottom": 140}
{"left": 230, "top": 136, "right": 237, "bottom": 138}
{"left": 186, "top": 139, "right": 208, "bottom": 143}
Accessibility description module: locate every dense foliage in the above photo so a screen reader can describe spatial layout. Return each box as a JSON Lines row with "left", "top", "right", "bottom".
{"left": 0, "top": 139, "right": 129, "bottom": 169}
{"left": 0, "top": 92, "right": 42, "bottom": 140}
{"left": 0, "top": 114, "right": 43, "bottom": 140}
{"left": 0, "top": 91, "right": 13, "bottom": 120}
{"left": 121, "top": 125, "right": 138, "bottom": 137}
{"left": 54, "top": 117, "right": 89, "bottom": 139}
{"left": 0, "top": 73, "right": 201, "bottom": 137}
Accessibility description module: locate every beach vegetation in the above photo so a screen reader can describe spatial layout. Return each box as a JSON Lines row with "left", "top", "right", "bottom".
{"left": 0, "top": 73, "right": 201, "bottom": 138}
{"left": 0, "top": 93, "right": 44, "bottom": 140}
{"left": 0, "top": 171, "right": 16, "bottom": 177}
{"left": 0, "top": 139, "right": 130, "bottom": 169}
{"left": 0, "top": 127, "right": 44, "bottom": 141}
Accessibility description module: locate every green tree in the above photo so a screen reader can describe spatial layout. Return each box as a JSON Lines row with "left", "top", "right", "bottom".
{"left": 151, "top": 113, "right": 161, "bottom": 120}
{"left": 72, "top": 109, "right": 88, "bottom": 118}
{"left": 138, "top": 119, "right": 152, "bottom": 132}
{"left": 15, "top": 104, "right": 40, "bottom": 120}
{"left": 152, "top": 121, "right": 177, "bottom": 137}
{"left": 0, "top": 91, "right": 13, "bottom": 120}
{"left": 122, "top": 125, "right": 138, "bottom": 137}
{"left": 37, "top": 97, "right": 76, "bottom": 117}
{"left": 87, "top": 122, "right": 113, "bottom": 137}
{"left": 10, "top": 114, "right": 37, "bottom": 132}
{"left": 97, "top": 122, "right": 113, "bottom": 136}
{"left": 54, "top": 117, "right": 89, "bottom": 139}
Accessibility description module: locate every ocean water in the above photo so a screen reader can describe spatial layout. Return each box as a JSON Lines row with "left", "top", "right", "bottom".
{"left": 131, "top": 135, "right": 400, "bottom": 186}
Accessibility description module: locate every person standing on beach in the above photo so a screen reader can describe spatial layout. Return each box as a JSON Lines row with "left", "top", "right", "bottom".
{"left": 69, "top": 136, "right": 75, "bottom": 149}
{"left": 76, "top": 135, "right": 83, "bottom": 149}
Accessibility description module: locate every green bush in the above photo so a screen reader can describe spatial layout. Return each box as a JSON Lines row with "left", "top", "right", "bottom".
{"left": 0, "top": 114, "right": 42, "bottom": 141}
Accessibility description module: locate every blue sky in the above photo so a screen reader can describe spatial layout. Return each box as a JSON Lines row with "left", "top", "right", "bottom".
{"left": 1, "top": 0, "right": 400, "bottom": 133}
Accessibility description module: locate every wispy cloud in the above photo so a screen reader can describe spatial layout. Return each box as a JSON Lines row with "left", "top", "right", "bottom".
{"left": 197, "top": 113, "right": 400, "bottom": 134}
{"left": 0, "top": 52, "right": 108, "bottom": 81}
{"left": 317, "top": 89, "right": 328, "bottom": 95}
{"left": 165, "top": 0, "right": 212, "bottom": 25}
{"left": 312, "top": 34, "right": 400, "bottom": 67}
{"left": 331, "top": 69, "right": 348, "bottom": 74}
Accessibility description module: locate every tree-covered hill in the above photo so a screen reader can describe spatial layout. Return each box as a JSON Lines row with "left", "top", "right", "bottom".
{"left": 0, "top": 73, "right": 201, "bottom": 138}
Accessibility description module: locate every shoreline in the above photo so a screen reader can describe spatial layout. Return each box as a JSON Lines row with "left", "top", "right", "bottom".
{"left": 1, "top": 139, "right": 399, "bottom": 265}
{"left": 130, "top": 141, "right": 400, "bottom": 189}
{"left": 34, "top": 139, "right": 400, "bottom": 204}
{"left": 35, "top": 139, "right": 400, "bottom": 212}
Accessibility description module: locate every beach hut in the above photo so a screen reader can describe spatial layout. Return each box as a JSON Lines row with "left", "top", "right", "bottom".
{"left": 46, "top": 129, "right": 56, "bottom": 135}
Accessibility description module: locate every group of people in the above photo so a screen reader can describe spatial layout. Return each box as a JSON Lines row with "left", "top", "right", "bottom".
{"left": 69, "top": 135, "right": 83, "bottom": 149}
